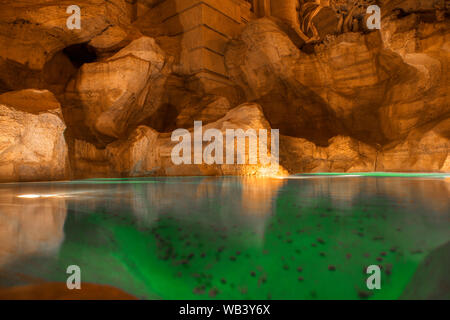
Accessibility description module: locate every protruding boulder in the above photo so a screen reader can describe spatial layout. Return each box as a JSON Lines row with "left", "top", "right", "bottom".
{"left": 106, "top": 126, "right": 160, "bottom": 177}
{"left": 378, "top": 118, "right": 450, "bottom": 172}
{"left": 65, "top": 36, "right": 167, "bottom": 139}
{"left": 157, "top": 103, "right": 287, "bottom": 177}
{"left": 280, "top": 135, "right": 377, "bottom": 173}
{"left": 0, "top": 90, "right": 69, "bottom": 182}
{"left": 74, "top": 103, "right": 288, "bottom": 178}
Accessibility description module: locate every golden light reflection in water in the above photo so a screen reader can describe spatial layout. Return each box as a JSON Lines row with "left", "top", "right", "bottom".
{"left": 0, "top": 194, "right": 67, "bottom": 268}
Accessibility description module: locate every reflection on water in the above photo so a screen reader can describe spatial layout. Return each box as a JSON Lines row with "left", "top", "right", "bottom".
{"left": 0, "top": 188, "right": 66, "bottom": 268}
{"left": 0, "top": 176, "right": 449, "bottom": 299}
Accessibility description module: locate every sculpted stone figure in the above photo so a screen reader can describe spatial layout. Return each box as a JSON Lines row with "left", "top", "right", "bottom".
{"left": 269, "top": 0, "right": 378, "bottom": 44}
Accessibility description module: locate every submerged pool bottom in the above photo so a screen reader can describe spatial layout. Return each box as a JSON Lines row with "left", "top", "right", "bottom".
{"left": 0, "top": 174, "right": 449, "bottom": 300}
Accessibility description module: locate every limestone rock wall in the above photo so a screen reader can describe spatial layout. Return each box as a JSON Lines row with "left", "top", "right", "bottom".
{"left": 0, "top": 0, "right": 448, "bottom": 181}
{"left": 0, "top": 90, "right": 69, "bottom": 182}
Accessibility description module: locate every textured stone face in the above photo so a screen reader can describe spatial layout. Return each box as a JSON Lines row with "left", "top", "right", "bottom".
{"left": 377, "top": 118, "right": 450, "bottom": 172}
{"left": 74, "top": 103, "right": 288, "bottom": 178}
{"left": 0, "top": 90, "right": 68, "bottom": 182}
{"left": 0, "top": 0, "right": 135, "bottom": 93}
{"left": 0, "top": 0, "right": 448, "bottom": 180}
{"left": 280, "top": 135, "right": 377, "bottom": 173}
{"left": 65, "top": 37, "right": 167, "bottom": 139}
{"left": 225, "top": 15, "right": 449, "bottom": 173}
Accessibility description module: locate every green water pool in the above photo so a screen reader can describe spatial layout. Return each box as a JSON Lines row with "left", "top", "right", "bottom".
{"left": 0, "top": 174, "right": 449, "bottom": 299}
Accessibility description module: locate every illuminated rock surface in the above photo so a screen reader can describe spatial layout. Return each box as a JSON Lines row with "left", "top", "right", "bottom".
{"left": 0, "top": 0, "right": 448, "bottom": 177}
{"left": 0, "top": 90, "right": 68, "bottom": 182}
{"left": 73, "top": 103, "right": 286, "bottom": 177}
{"left": 0, "top": 0, "right": 135, "bottom": 93}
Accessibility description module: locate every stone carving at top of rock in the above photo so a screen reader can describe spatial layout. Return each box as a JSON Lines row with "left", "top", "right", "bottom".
{"left": 270, "top": 0, "right": 377, "bottom": 45}
{"left": 297, "top": 1, "right": 340, "bottom": 42}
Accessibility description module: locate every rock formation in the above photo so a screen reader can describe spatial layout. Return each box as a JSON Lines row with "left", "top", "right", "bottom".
{"left": 0, "top": 90, "right": 69, "bottom": 182}
{"left": 0, "top": 0, "right": 136, "bottom": 95}
{"left": 225, "top": 12, "right": 449, "bottom": 173}
{"left": 0, "top": 0, "right": 448, "bottom": 181}
{"left": 65, "top": 37, "right": 167, "bottom": 140}
{"left": 73, "top": 103, "right": 286, "bottom": 177}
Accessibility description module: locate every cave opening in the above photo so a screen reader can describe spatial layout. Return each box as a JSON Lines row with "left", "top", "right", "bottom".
{"left": 63, "top": 43, "right": 98, "bottom": 68}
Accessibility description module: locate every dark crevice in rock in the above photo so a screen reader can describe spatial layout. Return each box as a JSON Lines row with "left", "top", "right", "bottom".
{"left": 143, "top": 103, "right": 180, "bottom": 133}
{"left": 63, "top": 43, "right": 98, "bottom": 68}
{"left": 0, "top": 79, "right": 11, "bottom": 94}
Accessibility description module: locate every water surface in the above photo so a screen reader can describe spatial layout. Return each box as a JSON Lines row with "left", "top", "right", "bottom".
{"left": 0, "top": 175, "right": 449, "bottom": 299}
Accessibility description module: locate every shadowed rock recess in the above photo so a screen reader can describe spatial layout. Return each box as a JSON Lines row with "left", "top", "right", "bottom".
{"left": 0, "top": 0, "right": 448, "bottom": 181}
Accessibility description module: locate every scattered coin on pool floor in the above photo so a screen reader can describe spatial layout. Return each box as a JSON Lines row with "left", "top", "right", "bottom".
{"left": 209, "top": 288, "right": 219, "bottom": 298}
{"left": 357, "top": 290, "right": 372, "bottom": 299}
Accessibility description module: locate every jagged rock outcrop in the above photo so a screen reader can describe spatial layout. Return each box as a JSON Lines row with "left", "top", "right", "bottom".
{"left": 65, "top": 37, "right": 167, "bottom": 140}
{"left": 225, "top": 15, "right": 449, "bottom": 172}
{"left": 0, "top": 0, "right": 136, "bottom": 94}
{"left": 0, "top": 90, "right": 69, "bottom": 182}
{"left": 225, "top": 18, "right": 341, "bottom": 145}
{"left": 74, "top": 103, "right": 287, "bottom": 177}
{"left": 0, "top": 1, "right": 448, "bottom": 181}
{"left": 280, "top": 135, "right": 377, "bottom": 173}
{"left": 378, "top": 118, "right": 450, "bottom": 172}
